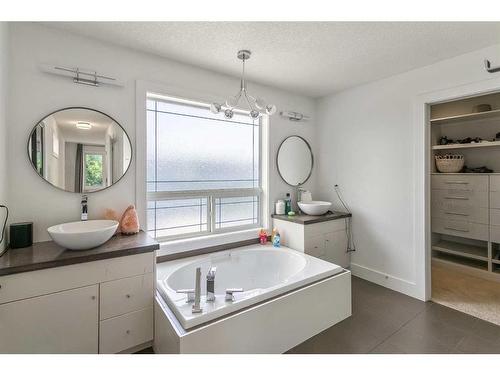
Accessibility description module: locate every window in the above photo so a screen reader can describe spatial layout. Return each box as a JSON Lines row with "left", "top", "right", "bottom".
{"left": 83, "top": 146, "right": 106, "bottom": 192}
{"left": 146, "top": 95, "right": 263, "bottom": 241}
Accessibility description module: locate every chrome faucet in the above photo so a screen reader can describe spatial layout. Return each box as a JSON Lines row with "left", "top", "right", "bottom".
{"left": 206, "top": 266, "right": 217, "bottom": 302}
{"left": 192, "top": 267, "right": 203, "bottom": 313}
{"left": 297, "top": 187, "right": 307, "bottom": 213}
{"left": 81, "top": 195, "right": 88, "bottom": 221}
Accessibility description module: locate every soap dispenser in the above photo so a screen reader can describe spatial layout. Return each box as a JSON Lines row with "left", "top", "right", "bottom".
{"left": 284, "top": 193, "right": 292, "bottom": 215}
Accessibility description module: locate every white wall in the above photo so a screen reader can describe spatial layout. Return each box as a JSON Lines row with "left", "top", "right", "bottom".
{"left": 7, "top": 23, "right": 316, "bottom": 243}
{"left": 316, "top": 42, "right": 500, "bottom": 299}
{"left": 0, "top": 23, "right": 8, "bottom": 252}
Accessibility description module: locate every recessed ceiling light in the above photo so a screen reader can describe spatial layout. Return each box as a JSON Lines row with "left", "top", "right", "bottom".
{"left": 76, "top": 121, "right": 92, "bottom": 130}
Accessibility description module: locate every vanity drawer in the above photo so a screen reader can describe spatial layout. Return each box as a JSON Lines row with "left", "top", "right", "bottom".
{"left": 431, "top": 189, "right": 487, "bottom": 207}
{"left": 431, "top": 175, "right": 488, "bottom": 192}
{"left": 100, "top": 273, "right": 154, "bottom": 320}
{"left": 305, "top": 220, "right": 345, "bottom": 237}
{"left": 305, "top": 235, "right": 325, "bottom": 258}
{"left": 0, "top": 253, "right": 155, "bottom": 305}
{"left": 99, "top": 307, "right": 153, "bottom": 354}
{"left": 432, "top": 217, "right": 488, "bottom": 241}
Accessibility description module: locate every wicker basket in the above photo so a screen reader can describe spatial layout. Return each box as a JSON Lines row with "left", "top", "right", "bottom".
{"left": 435, "top": 154, "right": 464, "bottom": 173}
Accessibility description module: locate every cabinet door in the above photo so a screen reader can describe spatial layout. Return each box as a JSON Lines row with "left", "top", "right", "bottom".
{"left": 305, "top": 234, "right": 325, "bottom": 258}
{"left": 0, "top": 285, "right": 98, "bottom": 353}
{"left": 324, "top": 231, "right": 349, "bottom": 268}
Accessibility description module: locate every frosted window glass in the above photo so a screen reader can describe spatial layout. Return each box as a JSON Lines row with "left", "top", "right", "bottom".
{"left": 215, "top": 196, "right": 259, "bottom": 229}
{"left": 146, "top": 97, "right": 262, "bottom": 239}
{"left": 147, "top": 198, "right": 208, "bottom": 238}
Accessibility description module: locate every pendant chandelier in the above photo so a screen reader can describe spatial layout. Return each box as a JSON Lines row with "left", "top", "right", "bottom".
{"left": 210, "top": 50, "right": 277, "bottom": 119}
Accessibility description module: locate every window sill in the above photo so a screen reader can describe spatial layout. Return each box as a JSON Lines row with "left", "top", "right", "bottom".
{"left": 156, "top": 228, "right": 262, "bottom": 259}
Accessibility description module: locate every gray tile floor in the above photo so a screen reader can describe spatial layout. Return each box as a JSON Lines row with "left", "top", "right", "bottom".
{"left": 288, "top": 276, "right": 500, "bottom": 354}
{"left": 137, "top": 276, "right": 500, "bottom": 354}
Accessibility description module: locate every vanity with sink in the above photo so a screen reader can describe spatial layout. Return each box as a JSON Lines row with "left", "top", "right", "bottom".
{"left": 275, "top": 135, "right": 352, "bottom": 268}
{"left": 0, "top": 231, "right": 159, "bottom": 353}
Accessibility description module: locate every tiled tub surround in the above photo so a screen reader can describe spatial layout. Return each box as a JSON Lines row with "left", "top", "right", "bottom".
{"left": 154, "top": 244, "right": 351, "bottom": 353}
{"left": 0, "top": 231, "right": 159, "bottom": 353}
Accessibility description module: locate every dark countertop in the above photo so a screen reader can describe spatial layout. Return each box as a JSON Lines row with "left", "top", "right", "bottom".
{"left": 272, "top": 211, "right": 351, "bottom": 225}
{"left": 0, "top": 230, "right": 159, "bottom": 276}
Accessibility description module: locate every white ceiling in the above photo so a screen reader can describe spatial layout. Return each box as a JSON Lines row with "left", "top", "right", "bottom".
{"left": 43, "top": 22, "right": 500, "bottom": 97}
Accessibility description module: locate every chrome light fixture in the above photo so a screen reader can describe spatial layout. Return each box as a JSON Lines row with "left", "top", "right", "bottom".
{"left": 210, "top": 50, "right": 277, "bottom": 119}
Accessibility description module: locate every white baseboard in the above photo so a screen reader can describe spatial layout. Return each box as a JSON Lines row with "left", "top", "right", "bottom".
{"left": 350, "top": 262, "right": 423, "bottom": 300}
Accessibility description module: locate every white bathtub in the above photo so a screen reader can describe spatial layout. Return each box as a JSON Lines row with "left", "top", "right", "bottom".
{"left": 156, "top": 243, "right": 344, "bottom": 330}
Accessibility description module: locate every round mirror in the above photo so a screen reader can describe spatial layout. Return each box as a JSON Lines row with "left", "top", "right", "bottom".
{"left": 27, "top": 107, "right": 132, "bottom": 193}
{"left": 277, "top": 135, "right": 313, "bottom": 186}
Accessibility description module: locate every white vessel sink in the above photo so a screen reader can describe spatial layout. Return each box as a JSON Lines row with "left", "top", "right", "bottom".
{"left": 298, "top": 201, "right": 332, "bottom": 216}
{"left": 47, "top": 220, "right": 119, "bottom": 250}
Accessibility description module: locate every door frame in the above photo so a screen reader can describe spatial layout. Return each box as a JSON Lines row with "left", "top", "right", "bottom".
{"left": 413, "top": 76, "right": 500, "bottom": 301}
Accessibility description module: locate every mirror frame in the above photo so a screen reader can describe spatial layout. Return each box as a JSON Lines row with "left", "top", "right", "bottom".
{"left": 276, "top": 135, "right": 314, "bottom": 187}
{"left": 26, "top": 106, "right": 133, "bottom": 194}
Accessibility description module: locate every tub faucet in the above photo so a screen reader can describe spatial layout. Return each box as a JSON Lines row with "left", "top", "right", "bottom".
{"left": 81, "top": 195, "right": 88, "bottom": 221}
{"left": 206, "top": 266, "right": 217, "bottom": 302}
{"left": 192, "top": 267, "right": 203, "bottom": 313}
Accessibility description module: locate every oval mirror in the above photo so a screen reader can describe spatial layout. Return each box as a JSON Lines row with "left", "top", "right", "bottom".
{"left": 277, "top": 135, "right": 313, "bottom": 186}
{"left": 27, "top": 107, "right": 132, "bottom": 193}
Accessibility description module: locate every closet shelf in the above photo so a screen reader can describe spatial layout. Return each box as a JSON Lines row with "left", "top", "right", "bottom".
{"left": 432, "top": 253, "right": 488, "bottom": 270}
{"left": 432, "top": 240, "right": 488, "bottom": 262}
{"left": 432, "top": 141, "right": 500, "bottom": 150}
{"left": 431, "top": 108, "right": 500, "bottom": 125}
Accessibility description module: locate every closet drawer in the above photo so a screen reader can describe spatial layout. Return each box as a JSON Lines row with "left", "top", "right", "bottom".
{"left": 431, "top": 197, "right": 488, "bottom": 224}
{"left": 432, "top": 175, "right": 488, "bottom": 192}
{"left": 490, "top": 226, "right": 500, "bottom": 243}
{"left": 490, "top": 191, "right": 500, "bottom": 209}
{"left": 489, "top": 176, "right": 500, "bottom": 192}
{"left": 432, "top": 189, "right": 487, "bottom": 207}
{"left": 99, "top": 307, "right": 153, "bottom": 354}
{"left": 305, "top": 235, "right": 325, "bottom": 258}
{"left": 432, "top": 217, "right": 488, "bottom": 241}
{"left": 490, "top": 209, "right": 500, "bottom": 226}
{"left": 100, "top": 273, "right": 154, "bottom": 320}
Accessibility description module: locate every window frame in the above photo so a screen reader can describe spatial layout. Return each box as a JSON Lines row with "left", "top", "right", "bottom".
{"left": 145, "top": 94, "right": 264, "bottom": 242}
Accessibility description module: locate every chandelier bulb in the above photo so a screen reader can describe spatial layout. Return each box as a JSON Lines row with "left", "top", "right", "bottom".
{"left": 265, "top": 104, "right": 277, "bottom": 115}
{"left": 255, "top": 98, "right": 266, "bottom": 110}
{"left": 224, "top": 109, "right": 234, "bottom": 119}
{"left": 210, "top": 103, "right": 222, "bottom": 114}
{"left": 250, "top": 110, "right": 260, "bottom": 119}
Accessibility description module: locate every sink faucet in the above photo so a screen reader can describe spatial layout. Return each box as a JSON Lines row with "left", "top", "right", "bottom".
{"left": 297, "top": 187, "right": 307, "bottom": 213}
{"left": 206, "top": 267, "right": 217, "bottom": 302}
{"left": 81, "top": 195, "right": 88, "bottom": 221}
{"left": 192, "top": 267, "right": 203, "bottom": 313}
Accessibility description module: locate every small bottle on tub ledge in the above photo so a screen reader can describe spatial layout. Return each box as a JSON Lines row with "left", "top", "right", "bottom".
{"left": 258, "top": 229, "right": 268, "bottom": 244}
{"left": 272, "top": 229, "right": 281, "bottom": 248}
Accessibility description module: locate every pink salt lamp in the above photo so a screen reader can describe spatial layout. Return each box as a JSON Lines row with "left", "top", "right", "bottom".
{"left": 120, "top": 205, "right": 140, "bottom": 235}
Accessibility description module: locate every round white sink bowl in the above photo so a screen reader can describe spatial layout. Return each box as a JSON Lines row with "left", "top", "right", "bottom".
{"left": 298, "top": 201, "right": 332, "bottom": 216}
{"left": 47, "top": 220, "right": 119, "bottom": 250}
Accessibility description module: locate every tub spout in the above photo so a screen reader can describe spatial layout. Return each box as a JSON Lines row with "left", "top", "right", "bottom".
{"left": 192, "top": 267, "right": 203, "bottom": 313}
{"left": 206, "top": 266, "right": 217, "bottom": 302}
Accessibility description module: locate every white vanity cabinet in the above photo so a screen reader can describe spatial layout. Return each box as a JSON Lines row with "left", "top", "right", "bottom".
{"left": 0, "top": 284, "right": 99, "bottom": 353}
{"left": 272, "top": 216, "right": 349, "bottom": 268}
{"left": 0, "top": 251, "right": 155, "bottom": 354}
